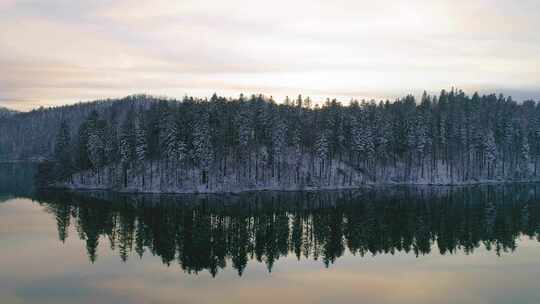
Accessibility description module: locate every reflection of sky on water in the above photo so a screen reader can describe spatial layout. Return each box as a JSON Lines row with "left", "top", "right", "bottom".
{"left": 2, "top": 198, "right": 540, "bottom": 304}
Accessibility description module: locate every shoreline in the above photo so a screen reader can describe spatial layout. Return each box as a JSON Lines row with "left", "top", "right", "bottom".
{"left": 45, "top": 179, "right": 540, "bottom": 195}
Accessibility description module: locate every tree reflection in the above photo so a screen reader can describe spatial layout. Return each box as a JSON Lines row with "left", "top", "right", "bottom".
{"left": 36, "top": 185, "right": 540, "bottom": 276}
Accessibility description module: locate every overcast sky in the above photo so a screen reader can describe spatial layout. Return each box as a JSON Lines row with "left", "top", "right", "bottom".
{"left": 1, "top": 0, "right": 539, "bottom": 110}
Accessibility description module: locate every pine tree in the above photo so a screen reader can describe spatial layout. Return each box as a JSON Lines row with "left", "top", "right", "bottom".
{"left": 54, "top": 120, "right": 72, "bottom": 180}
{"left": 160, "top": 110, "right": 178, "bottom": 163}
{"left": 520, "top": 130, "right": 531, "bottom": 177}
{"left": 134, "top": 112, "right": 147, "bottom": 165}
{"left": 76, "top": 121, "right": 91, "bottom": 171}
{"left": 193, "top": 111, "right": 214, "bottom": 185}
{"left": 503, "top": 119, "right": 515, "bottom": 175}
{"left": 272, "top": 118, "right": 287, "bottom": 180}
{"left": 484, "top": 129, "right": 497, "bottom": 178}
{"left": 351, "top": 116, "right": 375, "bottom": 166}
{"left": 408, "top": 114, "right": 427, "bottom": 178}
{"left": 87, "top": 121, "right": 105, "bottom": 170}
{"left": 119, "top": 113, "right": 134, "bottom": 165}
{"left": 237, "top": 105, "right": 253, "bottom": 149}
{"left": 292, "top": 127, "right": 302, "bottom": 182}
{"left": 315, "top": 130, "right": 330, "bottom": 178}
{"left": 103, "top": 122, "right": 118, "bottom": 165}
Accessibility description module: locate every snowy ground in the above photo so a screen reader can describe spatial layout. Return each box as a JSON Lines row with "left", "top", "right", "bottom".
{"left": 58, "top": 157, "right": 540, "bottom": 194}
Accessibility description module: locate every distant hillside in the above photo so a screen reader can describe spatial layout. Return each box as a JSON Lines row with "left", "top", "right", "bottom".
{"left": 0, "top": 95, "right": 159, "bottom": 161}
{"left": 0, "top": 107, "right": 17, "bottom": 120}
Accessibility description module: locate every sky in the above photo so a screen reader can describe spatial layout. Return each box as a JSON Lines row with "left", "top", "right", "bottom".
{"left": 1, "top": 0, "right": 539, "bottom": 111}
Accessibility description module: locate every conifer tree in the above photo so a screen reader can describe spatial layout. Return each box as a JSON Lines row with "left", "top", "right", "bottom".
{"left": 87, "top": 114, "right": 105, "bottom": 170}
{"left": 484, "top": 129, "right": 497, "bottom": 178}
{"left": 119, "top": 112, "right": 134, "bottom": 165}
{"left": 54, "top": 120, "right": 72, "bottom": 179}
{"left": 134, "top": 111, "right": 147, "bottom": 165}
{"left": 193, "top": 111, "right": 214, "bottom": 185}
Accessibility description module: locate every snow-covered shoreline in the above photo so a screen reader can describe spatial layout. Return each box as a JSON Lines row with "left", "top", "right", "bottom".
{"left": 53, "top": 158, "right": 540, "bottom": 195}
{"left": 54, "top": 181, "right": 540, "bottom": 195}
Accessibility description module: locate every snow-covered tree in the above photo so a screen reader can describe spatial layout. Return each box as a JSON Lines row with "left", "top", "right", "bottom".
{"left": 54, "top": 120, "right": 71, "bottom": 165}
{"left": 119, "top": 114, "right": 134, "bottom": 165}
{"left": 133, "top": 111, "right": 147, "bottom": 165}
{"left": 519, "top": 130, "right": 531, "bottom": 177}
{"left": 54, "top": 120, "right": 72, "bottom": 179}
{"left": 315, "top": 131, "right": 330, "bottom": 161}
{"left": 236, "top": 105, "right": 253, "bottom": 149}
{"left": 86, "top": 112, "right": 105, "bottom": 170}
{"left": 193, "top": 111, "right": 214, "bottom": 185}
{"left": 484, "top": 129, "right": 497, "bottom": 178}
{"left": 315, "top": 130, "right": 330, "bottom": 177}
{"left": 103, "top": 123, "right": 118, "bottom": 165}
{"left": 351, "top": 116, "right": 375, "bottom": 165}
{"left": 156, "top": 106, "right": 175, "bottom": 161}
{"left": 272, "top": 118, "right": 288, "bottom": 180}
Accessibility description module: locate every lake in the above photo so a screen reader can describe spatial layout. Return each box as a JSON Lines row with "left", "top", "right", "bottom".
{"left": 1, "top": 163, "right": 540, "bottom": 304}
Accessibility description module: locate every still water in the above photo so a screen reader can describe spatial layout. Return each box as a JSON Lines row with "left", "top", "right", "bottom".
{"left": 1, "top": 163, "right": 540, "bottom": 304}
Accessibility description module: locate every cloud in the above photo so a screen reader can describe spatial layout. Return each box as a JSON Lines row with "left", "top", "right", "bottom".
{"left": 1, "top": 0, "right": 539, "bottom": 110}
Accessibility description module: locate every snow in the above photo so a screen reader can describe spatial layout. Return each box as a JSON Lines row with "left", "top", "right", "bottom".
{"left": 60, "top": 153, "right": 540, "bottom": 194}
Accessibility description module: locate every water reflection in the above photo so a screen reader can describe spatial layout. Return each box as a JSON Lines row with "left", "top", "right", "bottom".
{"left": 34, "top": 185, "right": 540, "bottom": 277}
{"left": 0, "top": 162, "right": 36, "bottom": 204}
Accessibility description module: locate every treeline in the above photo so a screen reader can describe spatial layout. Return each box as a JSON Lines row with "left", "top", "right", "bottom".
{"left": 0, "top": 106, "right": 17, "bottom": 120}
{"left": 37, "top": 185, "right": 540, "bottom": 276}
{"left": 0, "top": 96, "right": 159, "bottom": 161}
{"left": 44, "top": 90, "right": 540, "bottom": 191}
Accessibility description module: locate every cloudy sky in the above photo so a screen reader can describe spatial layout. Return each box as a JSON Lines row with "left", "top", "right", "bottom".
{"left": 1, "top": 0, "right": 539, "bottom": 110}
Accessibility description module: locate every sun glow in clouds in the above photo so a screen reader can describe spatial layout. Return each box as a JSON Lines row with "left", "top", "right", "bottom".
{"left": 0, "top": 0, "right": 539, "bottom": 110}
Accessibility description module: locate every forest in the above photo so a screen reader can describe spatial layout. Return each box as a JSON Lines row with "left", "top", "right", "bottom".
{"left": 2, "top": 89, "right": 540, "bottom": 192}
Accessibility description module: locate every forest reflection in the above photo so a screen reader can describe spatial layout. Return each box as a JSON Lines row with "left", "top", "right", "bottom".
{"left": 35, "top": 185, "right": 540, "bottom": 277}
